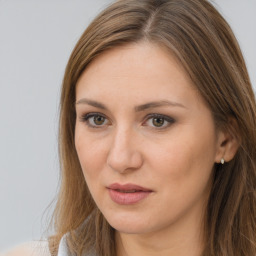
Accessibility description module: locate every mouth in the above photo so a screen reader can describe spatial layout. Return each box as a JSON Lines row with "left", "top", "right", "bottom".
{"left": 108, "top": 183, "right": 152, "bottom": 192}
{"left": 107, "top": 183, "right": 153, "bottom": 205}
{"left": 114, "top": 189, "right": 140, "bottom": 193}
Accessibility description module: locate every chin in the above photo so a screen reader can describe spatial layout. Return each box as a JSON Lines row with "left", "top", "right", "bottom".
{"left": 110, "top": 222, "right": 150, "bottom": 234}
{"left": 103, "top": 211, "right": 155, "bottom": 234}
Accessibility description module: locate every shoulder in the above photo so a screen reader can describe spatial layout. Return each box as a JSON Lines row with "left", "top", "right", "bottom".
{"left": 1, "top": 241, "right": 50, "bottom": 256}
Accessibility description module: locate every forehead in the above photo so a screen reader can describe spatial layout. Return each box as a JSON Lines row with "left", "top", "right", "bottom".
{"left": 76, "top": 42, "right": 200, "bottom": 108}
{"left": 79, "top": 42, "right": 188, "bottom": 81}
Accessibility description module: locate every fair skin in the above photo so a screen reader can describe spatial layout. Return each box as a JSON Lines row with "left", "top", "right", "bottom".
{"left": 75, "top": 42, "right": 238, "bottom": 256}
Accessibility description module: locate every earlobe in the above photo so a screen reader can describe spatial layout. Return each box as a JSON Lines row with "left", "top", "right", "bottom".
{"left": 215, "top": 118, "right": 241, "bottom": 164}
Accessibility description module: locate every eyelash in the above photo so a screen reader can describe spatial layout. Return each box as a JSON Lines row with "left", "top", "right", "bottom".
{"left": 143, "top": 113, "right": 175, "bottom": 128}
{"left": 79, "top": 112, "right": 175, "bottom": 130}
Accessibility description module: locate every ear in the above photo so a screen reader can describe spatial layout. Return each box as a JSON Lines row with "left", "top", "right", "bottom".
{"left": 215, "top": 117, "right": 241, "bottom": 164}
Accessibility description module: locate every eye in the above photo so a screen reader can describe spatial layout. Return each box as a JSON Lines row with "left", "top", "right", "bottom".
{"left": 143, "top": 114, "right": 175, "bottom": 129}
{"left": 79, "top": 113, "right": 110, "bottom": 128}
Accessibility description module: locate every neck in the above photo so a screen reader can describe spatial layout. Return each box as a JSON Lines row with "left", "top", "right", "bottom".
{"left": 115, "top": 207, "right": 206, "bottom": 256}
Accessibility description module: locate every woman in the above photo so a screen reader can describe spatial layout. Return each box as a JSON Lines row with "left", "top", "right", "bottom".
{"left": 49, "top": 0, "right": 256, "bottom": 255}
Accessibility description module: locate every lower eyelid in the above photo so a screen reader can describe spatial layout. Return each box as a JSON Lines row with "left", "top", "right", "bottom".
{"left": 79, "top": 113, "right": 110, "bottom": 128}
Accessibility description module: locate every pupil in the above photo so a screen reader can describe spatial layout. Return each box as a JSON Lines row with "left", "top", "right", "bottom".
{"left": 94, "top": 116, "right": 105, "bottom": 125}
{"left": 153, "top": 117, "right": 164, "bottom": 127}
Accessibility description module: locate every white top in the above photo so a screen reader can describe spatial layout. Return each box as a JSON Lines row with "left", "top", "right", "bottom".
{"left": 57, "top": 237, "right": 68, "bottom": 256}
{"left": 57, "top": 236, "right": 95, "bottom": 256}
{"left": 0, "top": 238, "right": 94, "bottom": 256}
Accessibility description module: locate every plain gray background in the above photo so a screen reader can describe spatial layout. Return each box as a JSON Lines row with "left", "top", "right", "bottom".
{"left": 0, "top": 0, "right": 255, "bottom": 252}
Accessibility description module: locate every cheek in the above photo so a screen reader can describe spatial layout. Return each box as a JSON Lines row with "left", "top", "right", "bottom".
{"left": 146, "top": 127, "right": 216, "bottom": 191}
{"left": 75, "top": 132, "right": 109, "bottom": 207}
{"left": 75, "top": 130, "right": 102, "bottom": 177}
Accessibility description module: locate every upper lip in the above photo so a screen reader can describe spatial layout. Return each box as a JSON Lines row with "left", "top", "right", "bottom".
{"left": 107, "top": 183, "right": 153, "bottom": 192}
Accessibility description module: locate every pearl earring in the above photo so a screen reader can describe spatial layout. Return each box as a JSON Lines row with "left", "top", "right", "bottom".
{"left": 220, "top": 158, "right": 225, "bottom": 164}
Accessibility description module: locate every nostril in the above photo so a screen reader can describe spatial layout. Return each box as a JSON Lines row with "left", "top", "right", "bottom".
{"left": 106, "top": 130, "right": 143, "bottom": 172}
{"left": 107, "top": 149, "right": 143, "bottom": 173}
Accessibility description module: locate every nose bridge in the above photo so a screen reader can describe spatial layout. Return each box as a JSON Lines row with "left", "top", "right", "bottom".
{"left": 107, "top": 124, "right": 142, "bottom": 173}
{"left": 113, "top": 125, "right": 130, "bottom": 149}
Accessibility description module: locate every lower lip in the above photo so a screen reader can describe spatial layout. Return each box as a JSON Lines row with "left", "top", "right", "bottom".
{"left": 108, "top": 189, "right": 152, "bottom": 205}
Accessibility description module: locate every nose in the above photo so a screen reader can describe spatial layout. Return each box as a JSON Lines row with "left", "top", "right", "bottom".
{"left": 107, "top": 127, "right": 143, "bottom": 173}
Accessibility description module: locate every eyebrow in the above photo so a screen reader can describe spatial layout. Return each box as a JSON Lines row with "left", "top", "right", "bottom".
{"left": 76, "top": 98, "right": 186, "bottom": 111}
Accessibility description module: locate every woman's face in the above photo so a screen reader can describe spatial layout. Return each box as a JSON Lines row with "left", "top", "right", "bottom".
{"left": 75, "top": 42, "right": 223, "bottom": 235}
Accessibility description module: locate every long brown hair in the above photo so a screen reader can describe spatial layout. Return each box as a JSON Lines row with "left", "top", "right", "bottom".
{"left": 49, "top": 0, "right": 256, "bottom": 255}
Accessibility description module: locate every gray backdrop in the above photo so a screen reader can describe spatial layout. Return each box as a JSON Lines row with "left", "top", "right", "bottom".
{"left": 0, "top": 0, "right": 255, "bottom": 252}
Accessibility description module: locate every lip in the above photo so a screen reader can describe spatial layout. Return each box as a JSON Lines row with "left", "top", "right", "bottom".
{"left": 108, "top": 183, "right": 152, "bottom": 192}
{"left": 107, "top": 183, "right": 153, "bottom": 205}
